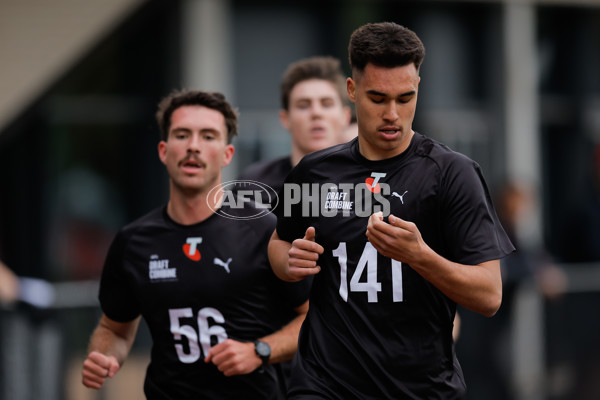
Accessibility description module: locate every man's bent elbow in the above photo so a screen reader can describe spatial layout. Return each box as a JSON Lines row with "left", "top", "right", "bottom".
{"left": 481, "top": 288, "right": 502, "bottom": 317}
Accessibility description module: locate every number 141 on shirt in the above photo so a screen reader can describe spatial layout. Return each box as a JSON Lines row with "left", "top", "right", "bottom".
{"left": 333, "top": 242, "right": 404, "bottom": 303}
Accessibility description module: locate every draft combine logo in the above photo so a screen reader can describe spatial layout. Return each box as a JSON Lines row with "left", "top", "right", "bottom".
{"left": 183, "top": 237, "right": 202, "bottom": 261}
{"left": 148, "top": 254, "right": 177, "bottom": 281}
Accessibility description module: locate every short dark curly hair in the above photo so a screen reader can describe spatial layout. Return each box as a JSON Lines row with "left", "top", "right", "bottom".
{"left": 280, "top": 56, "right": 349, "bottom": 111}
{"left": 348, "top": 22, "right": 425, "bottom": 75}
{"left": 155, "top": 89, "right": 238, "bottom": 144}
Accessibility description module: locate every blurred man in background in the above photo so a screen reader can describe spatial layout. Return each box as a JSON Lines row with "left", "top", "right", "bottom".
{"left": 240, "top": 56, "right": 352, "bottom": 201}
{"left": 238, "top": 55, "right": 352, "bottom": 393}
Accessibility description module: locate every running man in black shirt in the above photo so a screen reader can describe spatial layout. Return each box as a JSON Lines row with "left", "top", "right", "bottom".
{"left": 269, "top": 22, "right": 514, "bottom": 399}
{"left": 81, "top": 90, "right": 309, "bottom": 399}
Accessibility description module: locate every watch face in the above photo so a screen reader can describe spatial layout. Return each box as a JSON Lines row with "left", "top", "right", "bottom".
{"left": 255, "top": 341, "right": 271, "bottom": 358}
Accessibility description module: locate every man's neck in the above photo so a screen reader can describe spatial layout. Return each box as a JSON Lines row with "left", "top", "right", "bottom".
{"left": 290, "top": 146, "right": 306, "bottom": 167}
{"left": 167, "top": 184, "right": 222, "bottom": 225}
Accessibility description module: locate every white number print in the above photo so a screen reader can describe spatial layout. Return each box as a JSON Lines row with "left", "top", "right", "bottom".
{"left": 169, "top": 307, "right": 228, "bottom": 363}
{"left": 333, "top": 242, "right": 404, "bottom": 303}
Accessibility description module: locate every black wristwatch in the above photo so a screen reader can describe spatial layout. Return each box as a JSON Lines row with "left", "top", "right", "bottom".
{"left": 253, "top": 340, "right": 271, "bottom": 372}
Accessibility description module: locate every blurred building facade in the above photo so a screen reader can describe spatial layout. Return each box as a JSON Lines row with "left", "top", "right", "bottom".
{"left": 1, "top": 1, "right": 599, "bottom": 399}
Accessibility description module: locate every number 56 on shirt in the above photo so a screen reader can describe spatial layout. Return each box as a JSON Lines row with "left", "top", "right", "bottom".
{"left": 169, "top": 307, "right": 227, "bottom": 363}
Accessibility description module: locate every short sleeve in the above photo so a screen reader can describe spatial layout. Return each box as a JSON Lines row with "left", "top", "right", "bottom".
{"left": 98, "top": 230, "right": 141, "bottom": 322}
{"left": 274, "top": 160, "right": 312, "bottom": 243}
{"left": 440, "top": 157, "right": 514, "bottom": 265}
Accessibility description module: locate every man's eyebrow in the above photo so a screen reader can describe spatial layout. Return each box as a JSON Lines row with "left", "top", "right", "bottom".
{"left": 366, "top": 89, "right": 416, "bottom": 97}
{"left": 171, "top": 127, "right": 191, "bottom": 134}
{"left": 170, "top": 127, "right": 221, "bottom": 135}
{"left": 366, "top": 89, "right": 387, "bottom": 97}
{"left": 293, "top": 95, "right": 336, "bottom": 102}
{"left": 398, "top": 90, "right": 416, "bottom": 97}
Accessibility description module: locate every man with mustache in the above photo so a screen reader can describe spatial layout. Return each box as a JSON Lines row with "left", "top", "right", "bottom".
{"left": 82, "top": 90, "right": 308, "bottom": 399}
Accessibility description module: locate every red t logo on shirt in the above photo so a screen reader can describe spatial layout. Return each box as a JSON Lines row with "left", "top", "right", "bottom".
{"left": 183, "top": 237, "right": 202, "bottom": 261}
{"left": 365, "top": 172, "right": 387, "bottom": 193}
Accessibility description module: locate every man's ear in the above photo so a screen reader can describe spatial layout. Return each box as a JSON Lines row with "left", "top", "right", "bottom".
{"left": 347, "top": 77, "right": 357, "bottom": 103}
{"left": 279, "top": 109, "right": 291, "bottom": 132}
{"left": 158, "top": 141, "right": 168, "bottom": 165}
{"left": 222, "top": 144, "right": 235, "bottom": 167}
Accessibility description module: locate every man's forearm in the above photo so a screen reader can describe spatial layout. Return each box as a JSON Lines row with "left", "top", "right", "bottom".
{"left": 410, "top": 248, "right": 502, "bottom": 317}
{"left": 268, "top": 231, "right": 294, "bottom": 281}
{"left": 260, "top": 301, "right": 308, "bottom": 364}
{"left": 88, "top": 315, "right": 140, "bottom": 366}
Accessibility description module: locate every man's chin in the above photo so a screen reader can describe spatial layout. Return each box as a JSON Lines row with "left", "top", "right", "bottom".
{"left": 174, "top": 178, "right": 207, "bottom": 193}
